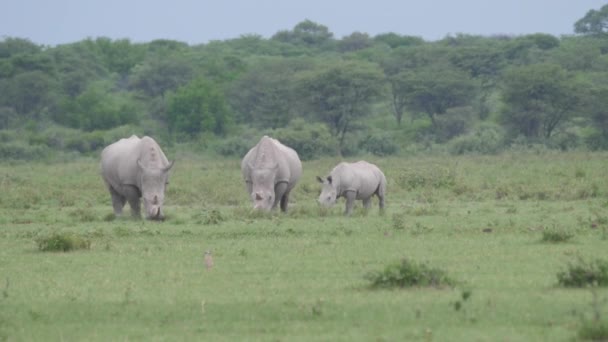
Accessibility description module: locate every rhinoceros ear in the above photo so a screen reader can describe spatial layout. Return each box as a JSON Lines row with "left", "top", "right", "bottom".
{"left": 327, "top": 175, "right": 332, "bottom": 184}
{"left": 162, "top": 160, "right": 174, "bottom": 172}
{"left": 316, "top": 176, "right": 324, "bottom": 184}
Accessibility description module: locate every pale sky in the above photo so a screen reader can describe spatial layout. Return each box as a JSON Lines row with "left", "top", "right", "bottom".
{"left": 1, "top": 0, "right": 605, "bottom": 46}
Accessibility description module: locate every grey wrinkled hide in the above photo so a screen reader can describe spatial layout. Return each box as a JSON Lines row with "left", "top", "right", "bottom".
{"left": 101, "top": 135, "right": 173, "bottom": 220}
{"left": 317, "top": 161, "right": 386, "bottom": 215}
{"left": 241, "top": 136, "right": 302, "bottom": 212}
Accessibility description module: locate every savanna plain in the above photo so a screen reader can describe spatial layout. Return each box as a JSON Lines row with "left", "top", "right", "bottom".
{"left": 1, "top": 151, "right": 607, "bottom": 341}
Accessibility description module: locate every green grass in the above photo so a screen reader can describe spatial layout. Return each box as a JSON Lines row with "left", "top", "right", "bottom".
{"left": 1, "top": 151, "right": 608, "bottom": 341}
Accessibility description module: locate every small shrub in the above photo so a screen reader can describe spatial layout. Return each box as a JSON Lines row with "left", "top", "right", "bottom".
{"left": 578, "top": 289, "right": 608, "bottom": 341}
{"left": 358, "top": 134, "right": 399, "bottom": 156}
{"left": 69, "top": 208, "right": 97, "bottom": 222}
{"left": 397, "top": 166, "right": 457, "bottom": 190}
{"left": 36, "top": 232, "right": 91, "bottom": 252}
{"left": 215, "top": 136, "right": 252, "bottom": 157}
{"left": 541, "top": 229, "right": 574, "bottom": 243}
{"left": 392, "top": 213, "right": 406, "bottom": 230}
{"left": 272, "top": 119, "right": 336, "bottom": 160}
{"left": 448, "top": 123, "right": 504, "bottom": 155}
{"left": 557, "top": 257, "right": 608, "bottom": 287}
{"left": 365, "top": 258, "right": 456, "bottom": 289}
{"left": 578, "top": 320, "right": 608, "bottom": 341}
{"left": 193, "top": 209, "right": 225, "bottom": 225}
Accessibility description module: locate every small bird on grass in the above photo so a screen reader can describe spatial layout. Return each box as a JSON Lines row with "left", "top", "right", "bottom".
{"left": 204, "top": 250, "right": 214, "bottom": 270}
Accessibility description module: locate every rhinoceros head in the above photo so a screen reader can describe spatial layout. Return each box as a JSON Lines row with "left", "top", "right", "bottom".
{"left": 138, "top": 160, "right": 174, "bottom": 220}
{"left": 317, "top": 175, "right": 338, "bottom": 207}
{"left": 250, "top": 166, "right": 277, "bottom": 211}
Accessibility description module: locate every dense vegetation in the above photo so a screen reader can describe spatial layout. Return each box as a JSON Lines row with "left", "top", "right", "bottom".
{"left": 2, "top": 7, "right": 608, "bottom": 160}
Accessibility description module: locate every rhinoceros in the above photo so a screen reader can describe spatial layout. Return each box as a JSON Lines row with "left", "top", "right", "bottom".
{"left": 317, "top": 161, "right": 386, "bottom": 215}
{"left": 100, "top": 135, "right": 174, "bottom": 220}
{"left": 241, "top": 136, "right": 302, "bottom": 212}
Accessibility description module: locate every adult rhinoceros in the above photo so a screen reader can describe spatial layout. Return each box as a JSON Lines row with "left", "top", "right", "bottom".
{"left": 101, "top": 135, "right": 174, "bottom": 220}
{"left": 241, "top": 136, "right": 302, "bottom": 212}
{"left": 317, "top": 161, "right": 386, "bottom": 216}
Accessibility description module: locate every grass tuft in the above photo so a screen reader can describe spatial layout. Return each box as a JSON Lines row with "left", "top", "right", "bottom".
{"left": 366, "top": 258, "right": 456, "bottom": 289}
{"left": 35, "top": 232, "right": 91, "bottom": 252}
{"left": 193, "top": 208, "right": 225, "bottom": 225}
{"left": 541, "top": 228, "right": 574, "bottom": 243}
{"left": 557, "top": 257, "right": 608, "bottom": 287}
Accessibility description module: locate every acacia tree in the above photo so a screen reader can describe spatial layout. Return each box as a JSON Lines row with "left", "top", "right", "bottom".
{"left": 391, "top": 64, "right": 476, "bottom": 128}
{"left": 575, "top": 4, "right": 608, "bottom": 36}
{"left": 501, "top": 63, "right": 581, "bottom": 139}
{"left": 271, "top": 20, "right": 334, "bottom": 49}
{"left": 296, "top": 60, "right": 384, "bottom": 151}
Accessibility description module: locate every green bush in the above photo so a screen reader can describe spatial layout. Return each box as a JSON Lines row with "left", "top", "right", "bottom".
{"left": 215, "top": 136, "right": 254, "bottom": 157}
{"left": 65, "top": 131, "right": 106, "bottom": 153}
{"left": 35, "top": 232, "right": 91, "bottom": 252}
{"left": 0, "top": 141, "right": 49, "bottom": 160}
{"left": 557, "top": 257, "right": 608, "bottom": 287}
{"left": 365, "top": 258, "right": 456, "bottom": 288}
{"left": 358, "top": 134, "right": 399, "bottom": 156}
{"left": 272, "top": 119, "right": 336, "bottom": 160}
{"left": 448, "top": 123, "right": 505, "bottom": 155}
{"left": 434, "top": 106, "right": 473, "bottom": 143}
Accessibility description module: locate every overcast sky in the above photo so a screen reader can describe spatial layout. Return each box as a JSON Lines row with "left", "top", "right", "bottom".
{"left": 1, "top": 0, "right": 605, "bottom": 46}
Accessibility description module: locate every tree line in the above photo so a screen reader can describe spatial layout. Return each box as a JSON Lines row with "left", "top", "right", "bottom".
{"left": 1, "top": 5, "right": 608, "bottom": 160}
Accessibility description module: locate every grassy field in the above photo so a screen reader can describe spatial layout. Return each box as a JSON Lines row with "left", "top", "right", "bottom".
{"left": 1, "top": 151, "right": 608, "bottom": 341}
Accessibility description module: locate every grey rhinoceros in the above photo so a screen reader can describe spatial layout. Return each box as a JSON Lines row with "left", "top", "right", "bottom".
{"left": 241, "top": 136, "right": 302, "bottom": 212}
{"left": 317, "top": 161, "right": 386, "bottom": 215}
{"left": 100, "top": 135, "right": 174, "bottom": 220}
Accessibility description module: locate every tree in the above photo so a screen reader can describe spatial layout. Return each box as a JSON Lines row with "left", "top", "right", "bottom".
{"left": 373, "top": 33, "right": 424, "bottom": 49}
{"left": 575, "top": 4, "right": 608, "bottom": 36}
{"left": 166, "top": 78, "right": 232, "bottom": 137}
{"left": 81, "top": 37, "right": 145, "bottom": 77}
{"left": 55, "top": 80, "right": 139, "bottom": 131}
{"left": 379, "top": 44, "right": 456, "bottom": 125}
{"left": 388, "top": 64, "right": 477, "bottom": 128}
{"left": 500, "top": 63, "right": 580, "bottom": 139}
{"left": 229, "top": 57, "right": 312, "bottom": 129}
{"left": 129, "top": 56, "right": 194, "bottom": 98}
{"left": 338, "top": 32, "right": 373, "bottom": 53}
{"left": 271, "top": 20, "right": 334, "bottom": 49}
{"left": 296, "top": 60, "right": 384, "bottom": 151}
{"left": 2, "top": 70, "right": 57, "bottom": 117}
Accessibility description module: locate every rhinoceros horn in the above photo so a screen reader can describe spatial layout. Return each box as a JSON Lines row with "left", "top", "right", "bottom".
{"left": 162, "top": 160, "right": 174, "bottom": 173}
{"left": 255, "top": 192, "right": 263, "bottom": 200}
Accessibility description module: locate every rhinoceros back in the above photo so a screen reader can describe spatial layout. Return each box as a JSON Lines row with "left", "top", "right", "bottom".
{"left": 332, "top": 161, "right": 385, "bottom": 198}
{"left": 101, "top": 135, "right": 169, "bottom": 194}
{"left": 242, "top": 136, "right": 302, "bottom": 189}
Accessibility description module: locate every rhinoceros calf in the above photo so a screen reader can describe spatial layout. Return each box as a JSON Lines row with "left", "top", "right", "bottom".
{"left": 317, "top": 161, "right": 386, "bottom": 215}
{"left": 241, "top": 136, "right": 302, "bottom": 212}
{"left": 100, "top": 135, "right": 174, "bottom": 220}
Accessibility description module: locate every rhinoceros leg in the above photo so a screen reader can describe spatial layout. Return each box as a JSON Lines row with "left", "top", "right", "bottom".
{"left": 123, "top": 185, "right": 141, "bottom": 218}
{"left": 362, "top": 197, "right": 372, "bottom": 210}
{"left": 280, "top": 190, "right": 291, "bottom": 212}
{"left": 377, "top": 184, "right": 386, "bottom": 213}
{"left": 274, "top": 182, "right": 288, "bottom": 212}
{"left": 344, "top": 190, "right": 356, "bottom": 216}
{"left": 108, "top": 186, "right": 126, "bottom": 216}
